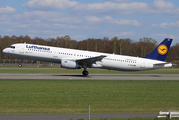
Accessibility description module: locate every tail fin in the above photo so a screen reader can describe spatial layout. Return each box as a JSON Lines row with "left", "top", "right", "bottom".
{"left": 143, "top": 38, "right": 173, "bottom": 61}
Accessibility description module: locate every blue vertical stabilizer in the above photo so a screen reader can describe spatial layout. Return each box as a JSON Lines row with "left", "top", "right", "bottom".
{"left": 143, "top": 38, "right": 172, "bottom": 61}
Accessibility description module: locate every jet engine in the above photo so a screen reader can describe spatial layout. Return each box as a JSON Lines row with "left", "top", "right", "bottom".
{"left": 61, "top": 59, "right": 81, "bottom": 69}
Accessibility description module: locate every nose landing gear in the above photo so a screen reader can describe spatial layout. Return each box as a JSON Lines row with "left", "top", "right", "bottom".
{"left": 18, "top": 59, "right": 23, "bottom": 68}
{"left": 18, "top": 64, "right": 22, "bottom": 68}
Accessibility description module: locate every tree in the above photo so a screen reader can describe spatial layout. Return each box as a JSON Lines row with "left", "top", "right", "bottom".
{"left": 138, "top": 37, "right": 157, "bottom": 57}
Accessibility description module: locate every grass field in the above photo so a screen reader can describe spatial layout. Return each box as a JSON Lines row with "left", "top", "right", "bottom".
{"left": 0, "top": 80, "right": 179, "bottom": 114}
{"left": 0, "top": 65, "right": 179, "bottom": 115}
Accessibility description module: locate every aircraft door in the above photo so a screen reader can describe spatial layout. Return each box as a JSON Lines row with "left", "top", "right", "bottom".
{"left": 140, "top": 60, "right": 145, "bottom": 68}
{"left": 19, "top": 44, "right": 25, "bottom": 53}
{"left": 53, "top": 49, "right": 58, "bottom": 58}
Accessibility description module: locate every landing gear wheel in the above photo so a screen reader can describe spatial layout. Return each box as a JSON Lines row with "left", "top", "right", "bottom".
{"left": 18, "top": 59, "right": 23, "bottom": 68}
{"left": 18, "top": 64, "right": 22, "bottom": 68}
{"left": 82, "top": 71, "right": 89, "bottom": 76}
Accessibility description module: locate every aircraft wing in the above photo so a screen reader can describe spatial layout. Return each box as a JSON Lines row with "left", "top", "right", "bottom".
{"left": 76, "top": 55, "right": 106, "bottom": 67}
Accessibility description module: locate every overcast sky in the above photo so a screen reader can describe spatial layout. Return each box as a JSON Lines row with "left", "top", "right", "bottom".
{"left": 1, "top": 0, "right": 179, "bottom": 45}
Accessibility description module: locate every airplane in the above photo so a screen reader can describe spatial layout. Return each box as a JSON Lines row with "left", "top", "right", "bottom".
{"left": 2, "top": 38, "right": 172, "bottom": 76}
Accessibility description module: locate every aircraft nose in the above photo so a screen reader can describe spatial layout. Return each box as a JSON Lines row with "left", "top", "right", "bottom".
{"left": 2, "top": 48, "right": 8, "bottom": 54}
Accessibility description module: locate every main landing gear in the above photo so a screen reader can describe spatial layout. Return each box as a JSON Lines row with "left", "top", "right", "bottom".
{"left": 82, "top": 66, "right": 89, "bottom": 76}
{"left": 82, "top": 70, "right": 89, "bottom": 76}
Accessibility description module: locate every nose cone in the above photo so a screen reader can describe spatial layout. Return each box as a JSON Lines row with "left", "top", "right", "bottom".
{"left": 2, "top": 48, "right": 8, "bottom": 54}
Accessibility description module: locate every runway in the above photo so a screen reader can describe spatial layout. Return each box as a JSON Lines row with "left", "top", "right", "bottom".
{"left": 0, "top": 73, "right": 179, "bottom": 80}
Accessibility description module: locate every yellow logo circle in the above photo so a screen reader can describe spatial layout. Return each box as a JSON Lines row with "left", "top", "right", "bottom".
{"left": 157, "top": 44, "right": 168, "bottom": 55}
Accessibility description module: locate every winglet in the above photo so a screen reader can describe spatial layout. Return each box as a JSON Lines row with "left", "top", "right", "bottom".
{"left": 143, "top": 38, "right": 173, "bottom": 61}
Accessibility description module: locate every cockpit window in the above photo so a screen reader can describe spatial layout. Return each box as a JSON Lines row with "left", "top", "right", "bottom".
{"left": 9, "top": 46, "right": 15, "bottom": 49}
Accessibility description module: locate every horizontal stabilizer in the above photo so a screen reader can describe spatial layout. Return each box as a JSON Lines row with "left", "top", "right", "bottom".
{"left": 154, "top": 63, "right": 172, "bottom": 68}
{"left": 164, "top": 63, "right": 172, "bottom": 68}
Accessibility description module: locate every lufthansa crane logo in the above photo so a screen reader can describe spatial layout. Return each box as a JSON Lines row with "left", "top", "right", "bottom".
{"left": 157, "top": 44, "right": 168, "bottom": 55}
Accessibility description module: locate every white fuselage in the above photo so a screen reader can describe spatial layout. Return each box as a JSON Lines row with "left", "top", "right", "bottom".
{"left": 3, "top": 43, "right": 168, "bottom": 71}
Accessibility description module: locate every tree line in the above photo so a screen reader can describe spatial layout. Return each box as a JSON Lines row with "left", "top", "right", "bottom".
{"left": 0, "top": 35, "right": 178, "bottom": 64}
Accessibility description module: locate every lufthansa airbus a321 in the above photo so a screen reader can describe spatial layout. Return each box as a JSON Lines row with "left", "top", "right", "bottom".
{"left": 2, "top": 38, "right": 172, "bottom": 76}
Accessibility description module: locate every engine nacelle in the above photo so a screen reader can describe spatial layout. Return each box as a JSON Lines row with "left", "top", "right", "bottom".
{"left": 61, "top": 59, "right": 81, "bottom": 69}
